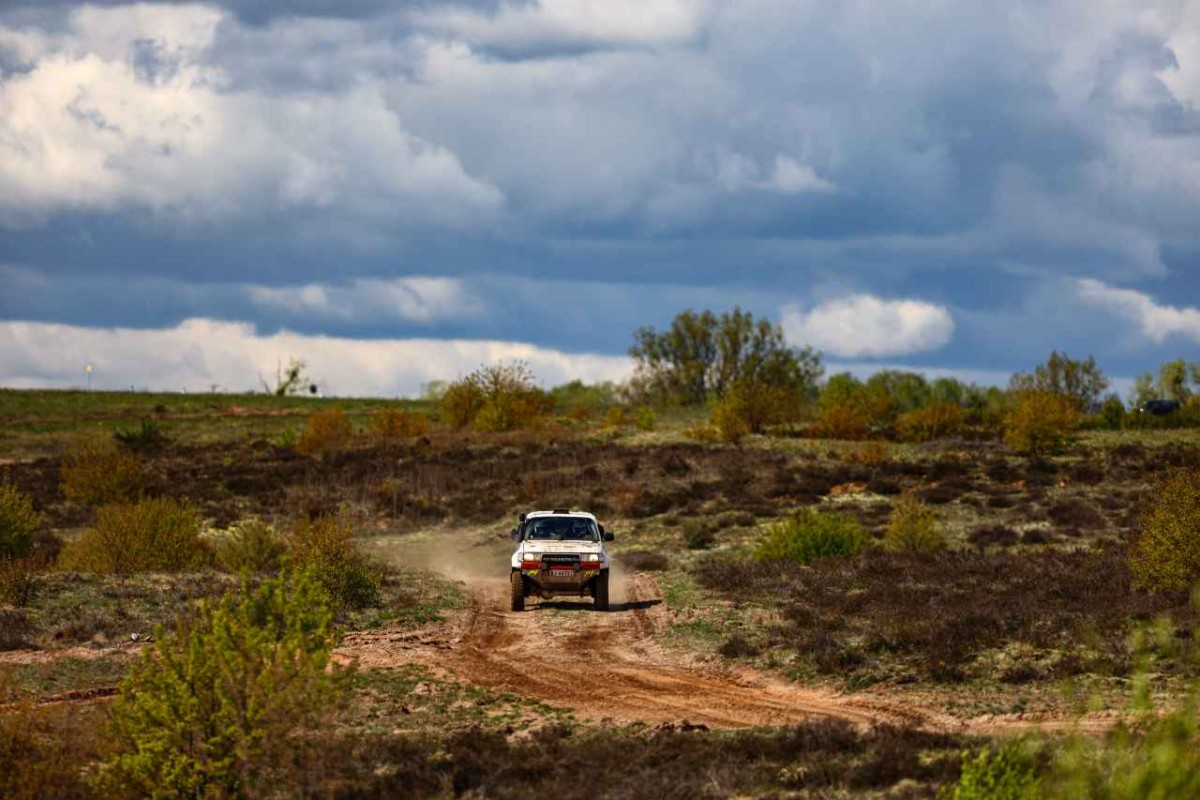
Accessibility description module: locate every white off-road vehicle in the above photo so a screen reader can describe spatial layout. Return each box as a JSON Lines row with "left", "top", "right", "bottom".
{"left": 509, "top": 509, "right": 615, "bottom": 612}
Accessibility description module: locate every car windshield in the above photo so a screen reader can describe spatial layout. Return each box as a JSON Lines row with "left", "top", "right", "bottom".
{"left": 524, "top": 517, "right": 599, "bottom": 542}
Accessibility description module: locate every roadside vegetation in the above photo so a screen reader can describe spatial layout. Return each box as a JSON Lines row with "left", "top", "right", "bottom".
{"left": 3, "top": 307, "right": 1200, "bottom": 797}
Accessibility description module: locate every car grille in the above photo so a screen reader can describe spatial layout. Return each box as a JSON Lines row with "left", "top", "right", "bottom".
{"left": 541, "top": 554, "right": 580, "bottom": 569}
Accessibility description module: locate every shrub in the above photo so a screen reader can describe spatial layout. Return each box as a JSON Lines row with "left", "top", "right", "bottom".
{"left": 617, "top": 550, "right": 669, "bottom": 572}
{"left": 287, "top": 515, "right": 381, "bottom": 610}
{"left": 95, "top": 571, "right": 340, "bottom": 799}
{"left": 942, "top": 742, "right": 1041, "bottom": 800}
{"left": 712, "top": 398, "right": 751, "bottom": 443}
{"left": 848, "top": 440, "right": 891, "bottom": 467}
{"left": 1, "top": 700, "right": 110, "bottom": 799}
{"left": 1003, "top": 392, "right": 1079, "bottom": 455}
{"left": 1046, "top": 691, "right": 1200, "bottom": 798}
{"left": 60, "top": 441, "right": 143, "bottom": 505}
{"left": 0, "top": 483, "right": 40, "bottom": 559}
{"left": 369, "top": 408, "right": 433, "bottom": 445}
{"left": 58, "top": 497, "right": 212, "bottom": 575}
{"left": 440, "top": 362, "right": 553, "bottom": 432}
{"left": 896, "top": 403, "right": 966, "bottom": 442}
{"left": 683, "top": 520, "right": 716, "bottom": 550}
{"left": 683, "top": 424, "right": 721, "bottom": 443}
{"left": 885, "top": 494, "right": 945, "bottom": 553}
{"left": 755, "top": 509, "right": 869, "bottom": 564}
{"left": 1130, "top": 469, "right": 1200, "bottom": 592}
{"left": 816, "top": 405, "right": 871, "bottom": 441}
{"left": 1096, "top": 396, "right": 1126, "bottom": 430}
{"left": 296, "top": 407, "right": 353, "bottom": 456}
{"left": 113, "top": 419, "right": 171, "bottom": 452}
{"left": 634, "top": 406, "right": 657, "bottom": 431}
{"left": 0, "top": 557, "right": 42, "bottom": 606}
{"left": 441, "top": 379, "right": 487, "bottom": 429}
{"left": 603, "top": 406, "right": 630, "bottom": 428}
{"left": 216, "top": 518, "right": 287, "bottom": 575}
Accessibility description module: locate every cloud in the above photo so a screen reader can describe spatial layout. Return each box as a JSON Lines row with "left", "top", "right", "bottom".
{"left": 1076, "top": 278, "right": 1200, "bottom": 344}
{"left": 782, "top": 295, "right": 955, "bottom": 358}
{"left": 0, "top": 317, "right": 633, "bottom": 395}
{"left": 411, "top": 0, "right": 711, "bottom": 53}
{"left": 246, "top": 276, "right": 483, "bottom": 323}
{"left": 0, "top": 5, "right": 501, "bottom": 228}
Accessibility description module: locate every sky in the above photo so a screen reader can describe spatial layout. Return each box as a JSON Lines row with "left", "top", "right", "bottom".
{"left": 0, "top": 0, "right": 1197, "bottom": 397}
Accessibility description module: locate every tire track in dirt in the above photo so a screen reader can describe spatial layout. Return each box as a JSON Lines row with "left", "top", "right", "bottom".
{"left": 340, "top": 573, "right": 973, "bottom": 731}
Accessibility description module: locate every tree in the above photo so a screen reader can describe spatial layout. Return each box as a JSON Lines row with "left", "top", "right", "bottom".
{"left": 1129, "top": 360, "right": 1200, "bottom": 406}
{"left": 96, "top": 571, "right": 340, "bottom": 799}
{"left": 261, "top": 357, "right": 313, "bottom": 396}
{"left": 629, "top": 307, "right": 822, "bottom": 406}
{"left": 865, "top": 370, "right": 931, "bottom": 414}
{"left": 1009, "top": 351, "right": 1109, "bottom": 411}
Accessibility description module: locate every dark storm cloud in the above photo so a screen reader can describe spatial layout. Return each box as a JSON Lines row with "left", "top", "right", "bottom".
{"left": 1, "top": 0, "right": 1199, "bottom": 388}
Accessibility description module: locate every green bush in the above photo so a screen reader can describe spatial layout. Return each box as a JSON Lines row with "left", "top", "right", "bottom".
{"left": 1003, "top": 392, "right": 1079, "bottom": 455}
{"left": 440, "top": 362, "right": 553, "bottom": 432}
{"left": 1097, "top": 396, "right": 1126, "bottom": 430}
{"left": 942, "top": 742, "right": 1041, "bottom": 800}
{"left": 1044, "top": 686, "right": 1200, "bottom": 798}
{"left": 216, "top": 518, "right": 287, "bottom": 575}
{"left": 885, "top": 494, "right": 945, "bottom": 553}
{"left": 287, "top": 515, "right": 381, "bottom": 611}
{"left": 60, "top": 441, "right": 143, "bottom": 505}
{"left": 755, "top": 510, "right": 869, "bottom": 564}
{"left": 58, "top": 497, "right": 212, "bottom": 575}
{"left": 1130, "top": 469, "right": 1200, "bottom": 592}
{"left": 0, "top": 483, "right": 40, "bottom": 559}
{"left": 634, "top": 406, "right": 657, "bottom": 431}
{"left": 712, "top": 397, "right": 751, "bottom": 443}
{"left": 95, "top": 571, "right": 340, "bottom": 799}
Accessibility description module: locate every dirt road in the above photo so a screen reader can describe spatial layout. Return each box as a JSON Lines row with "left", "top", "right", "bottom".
{"left": 339, "top": 571, "right": 982, "bottom": 731}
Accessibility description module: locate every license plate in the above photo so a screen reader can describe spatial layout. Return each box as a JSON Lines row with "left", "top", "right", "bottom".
{"left": 549, "top": 568, "right": 574, "bottom": 577}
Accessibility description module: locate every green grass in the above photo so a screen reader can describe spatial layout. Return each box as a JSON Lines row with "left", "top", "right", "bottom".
{"left": 0, "top": 656, "right": 131, "bottom": 702}
{"left": 345, "top": 664, "right": 574, "bottom": 736}
{"left": 0, "top": 389, "right": 436, "bottom": 459}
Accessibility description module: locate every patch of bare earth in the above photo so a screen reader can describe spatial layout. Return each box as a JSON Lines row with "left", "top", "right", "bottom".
{"left": 338, "top": 573, "right": 1113, "bottom": 734}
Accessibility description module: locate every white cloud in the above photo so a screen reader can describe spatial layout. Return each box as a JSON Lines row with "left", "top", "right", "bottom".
{"left": 412, "top": 0, "right": 711, "bottom": 52}
{"left": 0, "top": 5, "right": 501, "bottom": 227}
{"left": 0, "top": 318, "right": 633, "bottom": 396}
{"left": 714, "top": 152, "right": 835, "bottom": 195}
{"left": 782, "top": 295, "right": 955, "bottom": 358}
{"left": 1076, "top": 278, "right": 1200, "bottom": 343}
{"left": 247, "top": 277, "right": 482, "bottom": 323}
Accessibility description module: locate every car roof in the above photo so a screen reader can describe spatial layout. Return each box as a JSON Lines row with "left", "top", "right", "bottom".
{"left": 525, "top": 510, "right": 597, "bottom": 521}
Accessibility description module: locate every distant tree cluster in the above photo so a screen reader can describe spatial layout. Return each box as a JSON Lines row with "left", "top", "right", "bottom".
{"left": 628, "top": 307, "right": 822, "bottom": 406}
{"left": 1009, "top": 350, "right": 1109, "bottom": 411}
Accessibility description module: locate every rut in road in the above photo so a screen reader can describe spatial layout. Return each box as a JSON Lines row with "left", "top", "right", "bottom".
{"left": 340, "top": 572, "right": 967, "bottom": 731}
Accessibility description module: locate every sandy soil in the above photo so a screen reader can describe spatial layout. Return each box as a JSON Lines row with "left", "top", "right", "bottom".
{"left": 338, "top": 570, "right": 1114, "bottom": 733}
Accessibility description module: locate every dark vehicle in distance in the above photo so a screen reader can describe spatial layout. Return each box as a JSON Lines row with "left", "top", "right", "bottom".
{"left": 1139, "top": 399, "right": 1182, "bottom": 416}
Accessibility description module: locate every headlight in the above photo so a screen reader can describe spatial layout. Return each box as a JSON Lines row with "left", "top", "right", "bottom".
{"left": 521, "top": 552, "right": 541, "bottom": 562}
{"left": 581, "top": 554, "right": 602, "bottom": 564}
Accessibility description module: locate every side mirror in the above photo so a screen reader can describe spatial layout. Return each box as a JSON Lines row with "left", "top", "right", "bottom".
{"left": 603, "top": 532, "right": 615, "bottom": 542}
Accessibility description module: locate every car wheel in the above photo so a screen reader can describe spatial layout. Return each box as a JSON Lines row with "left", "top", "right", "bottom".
{"left": 594, "top": 570, "right": 610, "bottom": 611}
{"left": 510, "top": 571, "right": 525, "bottom": 612}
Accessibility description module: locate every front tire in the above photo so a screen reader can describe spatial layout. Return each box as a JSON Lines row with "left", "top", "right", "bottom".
{"left": 510, "top": 571, "right": 525, "bottom": 612}
{"left": 594, "top": 570, "right": 610, "bottom": 611}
